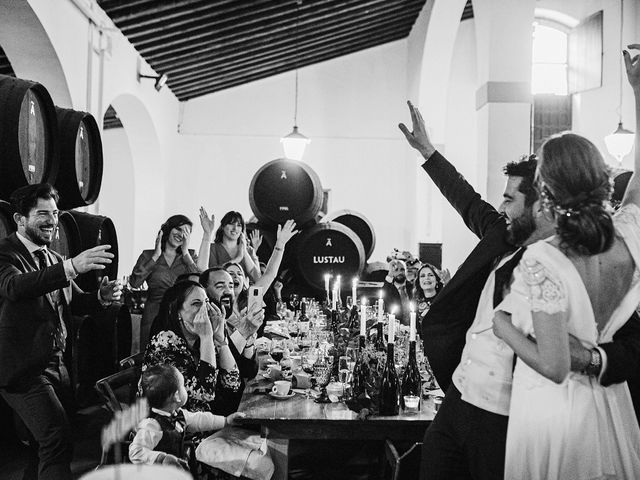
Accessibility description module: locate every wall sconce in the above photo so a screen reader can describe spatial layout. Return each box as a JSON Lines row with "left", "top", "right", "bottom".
{"left": 138, "top": 72, "right": 168, "bottom": 91}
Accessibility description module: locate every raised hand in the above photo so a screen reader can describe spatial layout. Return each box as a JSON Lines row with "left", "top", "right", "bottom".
{"left": 180, "top": 225, "right": 191, "bottom": 253}
{"left": 398, "top": 101, "right": 436, "bottom": 158}
{"left": 439, "top": 268, "right": 451, "bottom": 285}
{"left": 249, "top": 230, "right": 263, "bottom": 251}
{"left": 153, "top": 230, "right": 163, "bottom": 258}
{"left": 624, "top": 45, "right": 640, "bottom": 90}
{"left": 239, "top": 302, "right": 265, "bottom": 338}
{"left": 71, "top": 245, "right": 113, "bottom": 274}
{"left": 207, "top": 301, "right": 226, "bottom": 344}
{"left": 276, "top": 219, "right": 298, "bottom": 247}
{"left": 199, "top": 207, "right": 215, "bottom": 237}
{"left": 193, "top": 303, "right": 214, "bottom": 339}
{"left": 99, "top": 276, "right": 123, "bottom": 302}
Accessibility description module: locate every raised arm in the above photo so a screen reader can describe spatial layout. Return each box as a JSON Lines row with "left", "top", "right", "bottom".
{"left": 197, "top": 207, "right": 215, "bottom": 271}
{"left": 622, "top": 46, "right": 640, "bottom": 208}
{"left": 399, "top": 101, "right": 503, "bottom": 239}
{"left": 253, "top": 220, "right": 298, "bottom": 290}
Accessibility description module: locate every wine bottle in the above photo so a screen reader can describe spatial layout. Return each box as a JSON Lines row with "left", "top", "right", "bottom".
{"left": 401, "top": 340, "right": 422, "bottom": 410}
{"left": 378, "top": 342, "right": 400, "bottom": 415}
{"left": 374, "top": 321, "right": 386, "bottom": 352}
{"left": 351, "top": 335, "right": 370, "bottom": 398}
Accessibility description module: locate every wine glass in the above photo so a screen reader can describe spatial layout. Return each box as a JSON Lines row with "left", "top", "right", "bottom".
{"left": 290, "top": 293, "right": 300, "bottom": 313}
{"left": 270, "top": 340, "right": 285, "bottom": 364}
{"left": 313, "top": 362, "right": 332, "bottom": 403}
{"left": 345, "top": 296, "right": 354, "bottom": 310}
{"left": 338, "top": 355, "right": 350, "bottom": 399}
{"left": 345, "top": 346, "right": 357, "bottom": 372}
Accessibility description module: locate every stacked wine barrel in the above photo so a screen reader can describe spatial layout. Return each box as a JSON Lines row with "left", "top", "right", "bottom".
{"left": 247, "top": 158, "right": 377, "bottom": 295}
{"left": 0, "top": 74, "right": 128, "bottom": 405}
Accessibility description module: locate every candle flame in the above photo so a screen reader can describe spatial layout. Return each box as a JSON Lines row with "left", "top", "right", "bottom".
{"left": 361, "top": 296, "right": 367, "bottom": 305}
{"left": 378, "top": 290, "right": 383, "bottom": 299}
{"left": 391, "top": 305, "right": 398, "bottom": 314}
{"left": 410, "top": 302, "right": 415, "bottom": 313}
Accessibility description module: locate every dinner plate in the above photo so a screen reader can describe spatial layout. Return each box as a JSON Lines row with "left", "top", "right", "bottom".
{"left": 268, "top": 391, "right": 295, "bottom": 400}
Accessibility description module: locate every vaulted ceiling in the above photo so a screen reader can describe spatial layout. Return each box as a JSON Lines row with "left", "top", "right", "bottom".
{"left": 98, "top": 0, "right": 474, "bottom": 101}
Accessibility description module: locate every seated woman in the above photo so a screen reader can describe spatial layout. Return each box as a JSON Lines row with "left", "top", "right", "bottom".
{"left": 130, "top": 214, "right": 199, "bottom": 350}
{"left": 197, "top": 208, "right": 261, "bottom": 283}
{"left": 141, "top": 280, "right": 241, "bottom": 413}
{"left": 412, "top": 263, "right": 444, "bottom": 327}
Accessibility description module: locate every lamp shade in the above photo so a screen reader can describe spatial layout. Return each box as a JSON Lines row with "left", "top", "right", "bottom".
{"left": 281, "top": 126, "right": 310, "bottom": 161}
{"left": 605, "top": 122, "right": 635, "bottom": 162}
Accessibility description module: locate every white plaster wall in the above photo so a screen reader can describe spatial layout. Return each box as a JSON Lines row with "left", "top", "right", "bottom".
{"left": 176, "top": 40, "right": 410, "bottom": 264}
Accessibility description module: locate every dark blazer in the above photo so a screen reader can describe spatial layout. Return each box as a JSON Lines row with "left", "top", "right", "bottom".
{"left": 382, "top": 280, "right": 413, "bottom": 323}
{"left": 420, "top": 151, "right": 511, "bottom": 390}
{"left": 0, "top": 233, "right": 100, "bottom": 387}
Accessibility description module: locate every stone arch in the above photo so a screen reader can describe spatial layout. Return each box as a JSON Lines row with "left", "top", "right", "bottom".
{"left": 0, "top": 1, "right": 72, "bottom": 106}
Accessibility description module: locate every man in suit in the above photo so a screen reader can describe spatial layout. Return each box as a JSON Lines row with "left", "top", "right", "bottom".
{"left": 399, "top": 102, "right": 640, "bottom": 480}
{"left": 0, "top": 183, "right": 121, "bottom": 480}
{"left": 382, "top": 258, "right": 413, "bottom": 324}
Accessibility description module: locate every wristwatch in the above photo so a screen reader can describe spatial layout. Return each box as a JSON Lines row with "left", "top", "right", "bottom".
{"left": 584, "top": 348, "right": 602, "bottom": 377}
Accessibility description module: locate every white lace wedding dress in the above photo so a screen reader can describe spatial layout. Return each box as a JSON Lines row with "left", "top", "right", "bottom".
{"left": 499, "top": 204, "right": 640, "bottom": 480}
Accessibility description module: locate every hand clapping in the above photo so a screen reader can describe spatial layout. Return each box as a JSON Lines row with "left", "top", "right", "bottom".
{"left": 71, "top": 245, "right": 114, "bottom": 274}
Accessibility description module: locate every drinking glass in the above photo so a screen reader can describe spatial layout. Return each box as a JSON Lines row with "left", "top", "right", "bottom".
{"left": 270, "top": 340, "right": 285, "bottom": 363}
{"left": 313, "top": 362, "right": 332, "bottom": 403}
{"left": 338, "top": 355, "right": 350, "bottom": 398}
{"left": 345, "top": 296, "right": 354, "bottom": 310}
{"left": 290, "top": 293, "right": 300, "bottom": 312}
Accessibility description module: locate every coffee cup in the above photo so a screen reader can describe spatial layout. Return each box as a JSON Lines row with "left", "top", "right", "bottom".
{"left": 272, "top": 380, "right": 291, "bottom": 396}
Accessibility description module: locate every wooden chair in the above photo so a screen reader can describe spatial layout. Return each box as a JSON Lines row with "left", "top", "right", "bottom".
{"left": 118, "top": 352, "right": 144, "bottom": 371}
{"left": 95, "top": 365, "right": 141, "bottom": 413}
{"left": 382, "top": 439, "right": 423, "bottom": 480}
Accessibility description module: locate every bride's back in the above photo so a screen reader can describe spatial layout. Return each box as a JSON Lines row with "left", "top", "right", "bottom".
{"left": 565, "top": 235, "right": 636, "bottom": 332}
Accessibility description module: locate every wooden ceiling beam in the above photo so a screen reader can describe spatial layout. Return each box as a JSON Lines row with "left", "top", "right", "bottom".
{"left": 135, "top": 0, "right": 399, "bottom": 53}
{"left": 174, "top": 31, "right": 407, "bottom": 100}
{"left": 169, "top": 24, "right": 409, "bottom": 93}
{"left": 164, "top": 10, "right": 418, "bottom": 83}
{"left": 99, "top": 0, "right": 207, "bottom": 23}
{"left": 149, "top": 0, "right": 423, "bottom": 70}
{"left": 122, "top": 0, "right": 290, "bottom": 36}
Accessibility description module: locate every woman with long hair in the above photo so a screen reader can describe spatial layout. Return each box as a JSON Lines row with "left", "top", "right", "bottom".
{"left": 141, "top": 281, "right": 240, "bottom": 413}
{"left": 493, "top": 47, "right": 640, "bottom": 478}
{"left": 130, "top": 214, "right": 199, "bottom": 350}
{"left": 197, "top": 209, "right": 261, "bottom": 282}
{"left": 412, "top": 263, "right": 443, "bottom": 322}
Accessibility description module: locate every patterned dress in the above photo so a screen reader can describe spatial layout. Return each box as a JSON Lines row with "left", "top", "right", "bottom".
{"left": 142, "top": 330, "right": 241, "bottom": 413}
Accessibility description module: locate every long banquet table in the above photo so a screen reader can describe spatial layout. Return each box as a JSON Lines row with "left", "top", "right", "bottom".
{"left": 236, "top": 373, "right": 435, "bottom": 479}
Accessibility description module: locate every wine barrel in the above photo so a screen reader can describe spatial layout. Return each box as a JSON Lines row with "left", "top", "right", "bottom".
{"left": 54, "top": 108, "right": 103, "bottom": 210}
{"left": 293, "top": 222, "right": 365, "bottom": 291}
{"left": 49, "top": 211, "right": 82, "bottom": 261}
{"left": 75, "top": 304, "right": 132, "bottom": 405}
{"left": 66, "top": 211, "right": 119, "bottom": 291}
{"left": 249, "top": 158, "right": 323, "bottom": 228}
{"left": 0, "top": 74, "right": 59, "bottom": 199}
{"left": 0, "top": 200, "right": 15, "bottom": 240}
{"left": 322, "top": 209, "right": 376, "bottom": 260}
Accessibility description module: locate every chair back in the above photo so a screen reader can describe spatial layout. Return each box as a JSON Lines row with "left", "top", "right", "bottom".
{"left": 95, "top": 365, "right": 141, "bottom": 413}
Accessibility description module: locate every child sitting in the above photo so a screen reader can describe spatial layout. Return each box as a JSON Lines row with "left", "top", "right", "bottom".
{"left": 129, "top": 364, "right": 244, "bottom": 470}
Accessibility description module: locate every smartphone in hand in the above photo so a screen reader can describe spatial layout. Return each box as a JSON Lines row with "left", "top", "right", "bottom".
{"left": 248, "top": 286, "right": 264, "bottom": 312}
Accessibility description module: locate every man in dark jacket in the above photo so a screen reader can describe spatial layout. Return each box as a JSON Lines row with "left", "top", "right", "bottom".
{"left": 399, "top": 101, "right": 640, "bottom": 480}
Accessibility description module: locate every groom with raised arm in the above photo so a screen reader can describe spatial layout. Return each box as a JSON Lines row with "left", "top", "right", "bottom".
{"left": 399, "top": 102, "right": 640, "bottom": 480}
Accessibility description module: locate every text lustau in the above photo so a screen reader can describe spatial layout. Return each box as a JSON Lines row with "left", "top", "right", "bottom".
{"left": 312, "top": 256, "right": 345, "bottom": 264}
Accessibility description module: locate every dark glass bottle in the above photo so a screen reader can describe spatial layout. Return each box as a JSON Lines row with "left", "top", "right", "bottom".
{"left": 378, "top": 342, "right": 400, "bottom": 416}
{"left": 351, "top": 335, "right": 370, "bottom": 398}
{"left": 401, "top": 340, "right": 422, "bottom": 410}
{"left": 374, "top": 321, "right": 386, "bottom": 352}
{"left": 331, "top": 308, "right": 340, "bottom": 336}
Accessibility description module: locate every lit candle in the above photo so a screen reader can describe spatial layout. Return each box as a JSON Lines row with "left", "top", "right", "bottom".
{"left": 378, "top": 290, "right": 384, "bottom": 323}
{"left": 409, "top": 303, "right": 416, "bottom": 342}
{"left": 360, "top": 297, "right": 367, "bottom": 336}
{"left": 324, "top": 273, "right": 331, "bottom": 298}
{"left": 352, "top": 277, "right": 358, "bottom": 305}
{"left": 388, "top": 308, "right": 396, "bottom": 344}
{"left": 332, "top": 283, "right": 337, "bottom": 310}
{"left": 336, "top": 275, "right": 342, "bottom": 305}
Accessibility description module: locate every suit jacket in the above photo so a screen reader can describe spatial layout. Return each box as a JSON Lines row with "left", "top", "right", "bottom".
{"left": 0, "top": 233, "right": 100, "bottom": 387}
{"left": 382, "top": 280, "right": 413, "bottom": 323}
{"left": 421, "top": 151, "right": 640, "bottom": 410}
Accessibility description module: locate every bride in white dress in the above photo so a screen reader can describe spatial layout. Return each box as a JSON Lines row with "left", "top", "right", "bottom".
{"left": 492, "top": 46, "right": 640, "bottom": 479}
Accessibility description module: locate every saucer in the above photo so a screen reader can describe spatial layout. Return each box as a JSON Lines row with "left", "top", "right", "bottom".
{"left": 268, "top": 391, "right": 295, "bottom": 400}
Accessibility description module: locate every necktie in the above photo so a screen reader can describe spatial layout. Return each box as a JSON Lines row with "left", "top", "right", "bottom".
{"left": 492, "top": 246, "right": 527, "bottom": 308}
{"left": 34, "top": 248, "right": 67, "bottom": 351}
